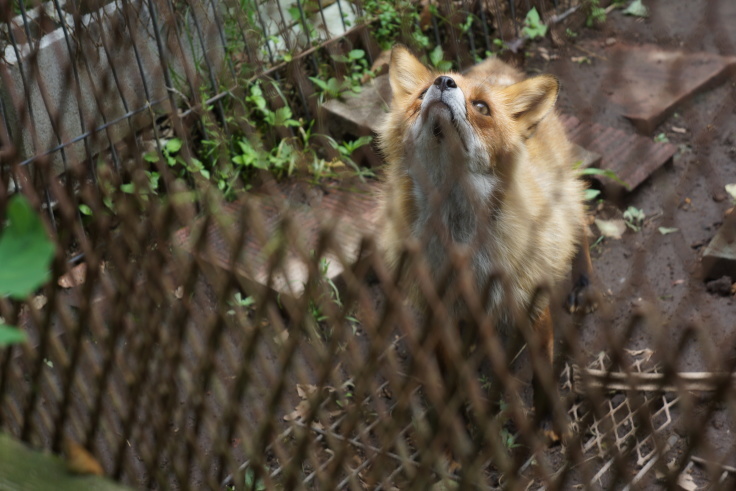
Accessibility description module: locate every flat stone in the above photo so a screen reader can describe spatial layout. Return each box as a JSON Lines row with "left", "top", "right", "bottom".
{"left": 561, "top": 115, "right": 677, "bottom": 191}
{"left": 321, "top": 75, "right": 391, "bottom": 137}
{"left": 702, "top": 214, "right": 736, "bottom": 280}
{"left": 173, "top": 180, "right": 380, "bottom": 303}
{"left": 601, "top": 44, "right": 736, "bottom": 134}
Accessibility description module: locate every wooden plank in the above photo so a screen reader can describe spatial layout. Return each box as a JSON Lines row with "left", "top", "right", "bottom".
{"left": 601, "top": 44, "right": 736, "bottom": 134}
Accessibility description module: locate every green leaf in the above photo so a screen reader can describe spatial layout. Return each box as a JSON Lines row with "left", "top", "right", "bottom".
{"left": 523, "top": 7, "right": 547, "bottom": 39}
{"left": 658, "top": 227, "right": 679, "bottom": 235}
{"left": 584, "top": 188, "right": 601, "bottom": 201}
{"left": 0, "top": 324, "right": 27, "bottom": 347}
{"left": 78, "top": 204, "right": 93, "bottom": 216}
{"left": 309, "top": 77, "right": 328, "bottom": 91}
{"left": 654, "top": 132, "right": 669, "bottom": 143}
{"left": 270, "top": 107, "right": 299, "bottom": 127}
{"left": 578, "top": 167, "right": 630, "bottom": 188}
{"left": 623, "top": 0, "right": 648, "bottom": 17}
{"left": 348, "top": 49, "right": 365, "bottom": 61}
{"left": 143, "top": 152, "right": 159, "bottom": 163}
{"left": 429, "top": 45, "right": 444, "bottom": 68}
{"left": 120, "top": 183, "right": 136, "bottom": 194}
{"left": 0, "top": 195, "right": 56, "bottom": 299}
{"left": 165, "top": 138, "right": 183, "bottom": 154}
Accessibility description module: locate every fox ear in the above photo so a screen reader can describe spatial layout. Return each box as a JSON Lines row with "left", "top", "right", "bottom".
{"left": 501, "top": 75, "right": 559, "bottom": 134}
{"left": 389, "top": 45, "right": 432, "bottom": 101}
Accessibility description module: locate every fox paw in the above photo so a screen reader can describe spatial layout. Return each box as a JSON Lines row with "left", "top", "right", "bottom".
{"left": 566, "top": 274, "right": 598, "bottom": 314}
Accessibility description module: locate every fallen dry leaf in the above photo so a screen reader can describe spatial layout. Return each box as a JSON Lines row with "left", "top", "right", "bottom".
{"left": 283, "top": 400, "right": 310, "bottom": 422}
{"left": 595, "top": 218, "right": 626, "bottom": 239}
{"left": 725, "top": 183, "right": 736, "bottom": 201}
{"left": 31, "top": 295, "right": 47, "bottom": 310}
{"left": 58, "top": 263, "right": 87, "bottom": 288}
{"left": 296, "top": 384, "right": 318, "bottom": 400}
{"left": 677, "top": 472, "right": 697, "bottom": 491}
{"left": 63, "top": 438, "right": 104, "bottom": 476}
{"left": 671, "top": 126, "right": 687, "bottom": 134}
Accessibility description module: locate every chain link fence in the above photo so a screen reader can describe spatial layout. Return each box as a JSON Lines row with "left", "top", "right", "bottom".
{"left": 1, "top": 0, "right": 736, "bottom": 489}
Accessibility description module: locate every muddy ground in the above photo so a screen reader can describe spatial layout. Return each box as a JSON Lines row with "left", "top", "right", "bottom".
{"left": 515, "top": 0, "right": 736, "bottom": 483}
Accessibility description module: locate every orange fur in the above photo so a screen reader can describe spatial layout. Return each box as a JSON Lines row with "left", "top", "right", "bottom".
{"left": 377, "top": 47, "right": 586, "bottom": 328}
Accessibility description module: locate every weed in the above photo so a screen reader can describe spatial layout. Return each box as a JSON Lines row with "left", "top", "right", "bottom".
{"left": 623, "top": 206, "right": 645, "bottom": 231}
{"left": 428, "top": 45, "right": 453, "bottom": 71}
{"left": 578, "top": 166, "right": 630, "bottom": 189}
{"left": 523, "top": 7, "right": 547, "bottom": 40}
{"left": 0, "top": 195, "right": 55, "bottom": 346}
{"left": 584, "top": 0, "right": 607, "bottom": 27}
{"left": 362, "top": 0, "right": 430, "bottom": 51}
{"left": 654, "top": 132, "right": 670, "bottom": 143}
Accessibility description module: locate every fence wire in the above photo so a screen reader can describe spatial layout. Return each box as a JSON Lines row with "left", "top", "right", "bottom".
{"left": 1, "top": 0, "right": 736, "bottom": 489}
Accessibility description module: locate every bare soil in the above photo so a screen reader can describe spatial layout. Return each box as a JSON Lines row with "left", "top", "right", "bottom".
{"left": 516, "top": 0, "right": 736, "bottom": 484}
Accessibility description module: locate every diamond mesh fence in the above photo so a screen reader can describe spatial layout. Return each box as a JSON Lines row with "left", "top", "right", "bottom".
{"left": 1, "top": 0, "right": 736, "bottom": 489}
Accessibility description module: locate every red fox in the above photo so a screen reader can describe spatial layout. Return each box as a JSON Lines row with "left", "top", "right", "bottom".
{"left": 377, "top": 46, "right": 594, "bottom": 439}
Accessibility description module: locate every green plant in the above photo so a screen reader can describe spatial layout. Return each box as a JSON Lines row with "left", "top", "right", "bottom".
{"left": 500, "top": 427, "right": 521, "bottom": 450}
{"left": 330, "top": 49, "right": 374, "bottom": 91}
{"left": 362, "top": 0, "right": 430, "bottom": 51}
{"left": 309, "top": 76, "right": 360, "bottom": 99}
{"left": 654, "top": 132, "right": 670, "bottom": 143}
{"left": 523, "top": 7, "right": 547, "bottom": 40}
{"left": 623, "top": 206, "right": 645, "bottom": 231}
{"left": 428, "top": 45, "right": 453, "bottom": 71}
{"left": 585, "top": 0, "right": 607, "bottom": 27}
{"left": 578, "top": 166, "right": 630, "bottom": 190}
{"left": 0, "top": 195, "right": 56, "bottom": 346}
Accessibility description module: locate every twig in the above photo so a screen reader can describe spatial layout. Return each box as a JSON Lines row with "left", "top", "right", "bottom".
{"left": 573, "top": 367, "right": 736, "bottom": 393}
{"left": 691, "top": 455, "right": 736, "bottom": 475}
{"left": 572, "top": 44, "right": 609, "bottom": 62}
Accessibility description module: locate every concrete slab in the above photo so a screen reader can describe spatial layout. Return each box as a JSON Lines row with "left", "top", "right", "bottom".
{"left": 702, "top": 214, "right": 736, "bottom": 280}
{"left": 321, "top": 74, "right": 391, "bottom": 137}
{"left": 601, "top": 44, "right": 736, "bottom": 135}
{"left": 0, "top": 0, "right": 223, "bottom": 172}
{"left": 173, "top": 180, "right": 379, "bottom": 302}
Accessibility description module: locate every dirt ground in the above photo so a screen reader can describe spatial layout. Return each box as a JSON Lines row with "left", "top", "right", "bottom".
{"left": 515, "top": 0, "right": 736, "bottom": 482}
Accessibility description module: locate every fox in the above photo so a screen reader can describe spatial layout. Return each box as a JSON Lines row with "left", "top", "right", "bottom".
{"left": 376, "top": 46, "right": 594, "bottom": 439}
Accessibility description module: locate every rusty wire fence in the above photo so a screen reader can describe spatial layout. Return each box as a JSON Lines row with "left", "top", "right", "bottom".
{"left": 2, "top": 0, "right": 736, "bottom": 489}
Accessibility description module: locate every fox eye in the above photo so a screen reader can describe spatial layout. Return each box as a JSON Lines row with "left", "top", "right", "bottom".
{"left": 418, "top": 88, "right": 428, "bottom": 100}
{"left": 473, "top": 101, "right": 490, "bottom": 116}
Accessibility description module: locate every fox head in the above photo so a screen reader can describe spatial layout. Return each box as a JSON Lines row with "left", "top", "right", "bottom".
{"left": 380, "top": 46, "right": 560, "bottom": 186}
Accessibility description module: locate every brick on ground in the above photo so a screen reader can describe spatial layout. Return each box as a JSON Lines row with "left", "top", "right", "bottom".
{"left": 601, "top": 44, "right": 736, "bottom": 135}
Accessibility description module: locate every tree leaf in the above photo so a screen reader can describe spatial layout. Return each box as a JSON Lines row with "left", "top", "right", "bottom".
{"left": 623, "top": 0, "right": 648, "bottom": 18}
{"left": 165, "top": 138, "right": 183, "bottom": 154}
{"left": 0, "top": 195, "right": 56, "bottom": 299}
{"left": 523, "top": 7, "right": 548, "bottom": 39}
{"left": 0, "top": 324, "right": 27, "bottom": 347}
{"left": 430, "top": 46, "right": 444, "bottom": 68}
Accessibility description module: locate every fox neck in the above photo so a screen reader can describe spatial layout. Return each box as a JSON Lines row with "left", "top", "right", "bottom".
{"left": 406, "top": 147, "right": 500, "bottom": 246}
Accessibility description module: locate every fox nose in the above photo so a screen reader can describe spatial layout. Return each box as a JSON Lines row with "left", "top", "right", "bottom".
{"left": 433, "top": 75, "right": 457, "bottom": 91}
